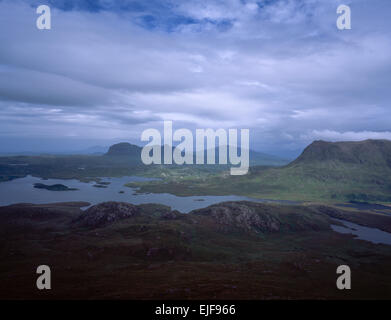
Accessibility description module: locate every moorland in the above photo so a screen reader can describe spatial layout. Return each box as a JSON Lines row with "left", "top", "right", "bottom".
{"left": 1, "top": 139, "right": 391, "bottom": 299}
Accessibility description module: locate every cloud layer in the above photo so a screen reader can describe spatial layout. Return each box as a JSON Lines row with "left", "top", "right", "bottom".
{"left": 0, "top": 0, "right": 390, "bottom": 156}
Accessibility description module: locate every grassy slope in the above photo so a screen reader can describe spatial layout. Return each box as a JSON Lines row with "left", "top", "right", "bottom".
{"left": 127, "top": 140, "right": 391, "bottom": 203}
{"left": 126, "top": 162, "right": 391, "bottom": 202}
{"left": 3, "top": 152, "right": 389, "bottom": 203}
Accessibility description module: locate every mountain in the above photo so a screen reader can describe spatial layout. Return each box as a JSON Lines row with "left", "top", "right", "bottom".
{"left": 203, "top": 147, "right": 288, "bottom": 166}
{"left": 291, "top": 139, "right": 391, "bottom": 167}
{"left": 105, "top": 143, "right": 288, "bottom": 167}
{"left": 105, "top": 142, "right": 142, "bottom": 157}
{"left": 253, "top": 139, "right": 391, "bottom": 202}
{"left": 173, "top": 145, "right": 288, "bottom": 166}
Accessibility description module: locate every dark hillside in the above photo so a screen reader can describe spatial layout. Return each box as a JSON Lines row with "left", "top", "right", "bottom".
{"left": 291, "top": 139, "right": 391, "bottom": 168}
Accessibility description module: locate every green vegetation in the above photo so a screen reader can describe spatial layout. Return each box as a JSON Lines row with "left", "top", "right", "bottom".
{"left": 0, "top": 154, "right": 144, "bottom": 182}
{"left": 125, "top": 162, "right": 391, "bottom": 203}
{"left": 127, "top": 140, "right": 391, "bottom": 203}
{"left": 2, "top": 140, "right": 391, "bottom": 203}
{"left": 0, "top": 143, "right": 227, "bottom": 183}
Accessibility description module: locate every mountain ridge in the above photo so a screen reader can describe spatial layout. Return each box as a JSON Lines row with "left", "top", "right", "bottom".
{"left": 104, "top": 142, "right": 288, "bottom": 166}
{"left": 128, "top": 139, "right": 391, "bottom": 202}
{"left": 290, "top": 139, "right": 391, "bottom": 168}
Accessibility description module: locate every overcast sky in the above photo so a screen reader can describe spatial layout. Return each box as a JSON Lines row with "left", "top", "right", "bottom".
{"left": 0, "top": 0, "right": 390, "bottom": 157}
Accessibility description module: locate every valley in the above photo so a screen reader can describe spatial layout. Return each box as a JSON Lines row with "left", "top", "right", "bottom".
{"left": 128, "top": 140, "right": 391, "bottom": 203}
{"left": 1, "top": 139, "right": 391, "bottom": 299}
{"left": 2, "top": 140, "right": 391, "bottom": 204}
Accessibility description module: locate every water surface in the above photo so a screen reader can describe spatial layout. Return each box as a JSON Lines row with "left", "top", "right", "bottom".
{"left": 331, "top": 218, "right": 391, "bottom": 245}
{"left": 0, "top": 175, "right": 295, "bottom": 213}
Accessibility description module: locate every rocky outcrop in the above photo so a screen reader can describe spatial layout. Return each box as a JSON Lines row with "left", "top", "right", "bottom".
{"left": 191, "top": 201, "right": 330, "bottom": 233}
{"left": 192, "top": 202, "right": 281, "bottom": 233}
{"left": 74, "top": 202, "right": 140, "bottom": 228}
{"left": 73, "top": 200, "right": 329, "bottom": 233}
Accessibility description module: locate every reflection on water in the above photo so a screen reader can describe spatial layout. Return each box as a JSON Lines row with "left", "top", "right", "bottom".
{"left": 0, "top": 175, "right": 295, "bottom": 213}
{"left": 331, "top": 218, "right": 391, "bottom": 245}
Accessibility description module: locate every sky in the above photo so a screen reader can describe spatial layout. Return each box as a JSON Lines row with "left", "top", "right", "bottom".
{"left": 0, "top": 0, "right": 390, "bottom": 158}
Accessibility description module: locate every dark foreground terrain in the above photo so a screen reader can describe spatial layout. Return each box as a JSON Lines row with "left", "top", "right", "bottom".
{"left": 0, "top": 201, "right": 391, "bottom": 300}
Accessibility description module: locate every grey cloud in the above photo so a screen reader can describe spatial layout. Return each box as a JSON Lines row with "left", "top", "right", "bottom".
{"left": 0, "top": 67, "right": 118, "bottom": 106}
{"left": 0, "top": 0, "right": 390, "bottom": 156}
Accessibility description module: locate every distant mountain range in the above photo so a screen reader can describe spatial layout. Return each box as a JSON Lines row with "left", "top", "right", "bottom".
{"left": 104, "top": 139, "right": 391, "bottom": 170}
{"left": 2, "top": 139, "right": 391, "bottom": 203}
{"left": 130, "top": 139, "right": 391, "bottom": 203}
{"left": 104, "top": 142, "right": 288, "bottom": 167}
{"left": 0, "top": 145, "right": 109, "bottom": 156}
{"left": 0, "top": 141, "right": 288, "bottom": 166}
